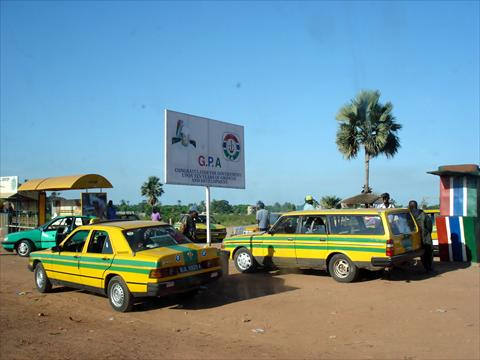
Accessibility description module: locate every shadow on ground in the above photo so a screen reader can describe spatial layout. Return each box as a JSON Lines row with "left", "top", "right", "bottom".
{"left": 138, "top": 272, "right": 298, "bottom": 312}
{"left": 381, "top": 259, "right": 472, "bottom": 283}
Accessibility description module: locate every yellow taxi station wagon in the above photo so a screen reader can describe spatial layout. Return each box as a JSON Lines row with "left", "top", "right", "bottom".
{"left": 223, "top": 208, "right": 424, "bottom": 282}
{"left": 28, "top": 221, "right": 222, "bottom": 312}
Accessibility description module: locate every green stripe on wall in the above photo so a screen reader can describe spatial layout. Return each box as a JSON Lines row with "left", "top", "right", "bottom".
{"left": 466, "top": 177, "right": 478, "bottom": 217}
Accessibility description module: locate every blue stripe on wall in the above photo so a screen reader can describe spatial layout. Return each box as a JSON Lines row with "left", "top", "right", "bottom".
{"left": 449, "top": 217, "right": 464, "bottom": 261}
{"left": 452, "top": 177, "right": 464, "bottom": 216}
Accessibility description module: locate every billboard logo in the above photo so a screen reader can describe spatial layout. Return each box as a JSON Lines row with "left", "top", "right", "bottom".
{"left": 222, "top": 133, "right": 241, "bottom": 161}
{"left": 172, "top": 120, "right": 196, "bottom": 148}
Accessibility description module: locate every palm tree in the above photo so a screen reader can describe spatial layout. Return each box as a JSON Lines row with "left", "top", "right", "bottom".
{"left": 320, "top": 195, "right": 341, "bottom": 209}
{"left": 141, "top": 176, "right": 164, "bottom": 206}
{"left": 336, "top": 90, "right": 401, "bottom": 193}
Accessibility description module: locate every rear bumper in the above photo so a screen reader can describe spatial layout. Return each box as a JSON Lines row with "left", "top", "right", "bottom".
{"left": 138, "top": 269, "right": 221, "bottom": 297}
{"left": 371, "top": 248, "right": 425, "bottom": 267}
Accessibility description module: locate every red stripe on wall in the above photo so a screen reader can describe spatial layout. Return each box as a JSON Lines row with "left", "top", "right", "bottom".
{"left": 440, "top": 177, "right": 451, "bottom": 217}
{"left": 436, "top": 216, "right": 450, "bottom": 262}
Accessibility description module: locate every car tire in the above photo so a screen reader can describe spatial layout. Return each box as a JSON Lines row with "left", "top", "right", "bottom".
{"left": 107, "top": 276, "right": 134, "bottom": 312}
{"left": 17, "top": 240, "right": 34, "bottom": 257}
{"left": 328, "top": 254, "right": 359, "bottom": 283}
{"left": 34, "top": 263, "right": 52, "bottom": 293}
{"left": 234, "top": 248, "right": 258, "bottom": 273}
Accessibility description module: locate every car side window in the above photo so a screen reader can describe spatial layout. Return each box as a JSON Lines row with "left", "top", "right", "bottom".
{"left": 74, "top": 218, "right": 84, "bottom": 226}
{"left": 87, "top": 230, "right": 113, "bottom": 254}
{"left": 62, "top": 230, "right": 90, "bottom": 252}
{"left": 328, "top": 215, "right": 384, "bottom": 235}
{"left": 46, "top": 218, "right": 67, "bottom": 231}
{"left": 271, "top": 216, "right": 299, "bottom": 234}
{"left": 300, "top": 216, "right": 327, "bottom": 234}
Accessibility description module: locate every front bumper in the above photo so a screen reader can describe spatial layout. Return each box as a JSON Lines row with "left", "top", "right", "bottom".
{"left": 371, "top": 248, "right": 425, "bottom": 267}
{"left": 2, "top": 243, "right": 14, "bottom": 252}
{"left": 139, "top": 269, "right": 221, "bottom": 297}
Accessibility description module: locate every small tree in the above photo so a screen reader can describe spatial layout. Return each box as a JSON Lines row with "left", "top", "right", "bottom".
{"left": 320, "top": 196, "right": 341, "bottom": 209}
{"left": 140, "top": 176, "right": 164, "bottom": 206}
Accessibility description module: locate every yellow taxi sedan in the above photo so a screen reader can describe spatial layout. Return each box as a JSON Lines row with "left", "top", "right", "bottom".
{"left": 28, "top": 221, "right": 221, "bottom": 312}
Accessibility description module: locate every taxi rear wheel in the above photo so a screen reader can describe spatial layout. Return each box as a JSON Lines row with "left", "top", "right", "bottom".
{"left": 328, "top": 254, "right": 359, "bottom": 283}
{"left": 234, "top": 248, "right": 257, "bottom": 273}
{"left": 107, "top": 276, "right": 134, "bottom": 312}
{"left": 34, "top": 263, "right": 52, "bottom": 293}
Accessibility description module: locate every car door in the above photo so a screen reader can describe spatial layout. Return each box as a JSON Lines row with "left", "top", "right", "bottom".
{"left": 78, "top": 230, "right": 115, "bottom": 289}
{"left": 51, "top": 229, "right": 90, "bottom": 285}
{"left": 264, "top": 216, "right": 300, "bottom": 266}
{"left": 296, "top": 215, "right": 328, "bottom": 267}
{"left": 40, "top": 217, "right": 72, "bottom": 249}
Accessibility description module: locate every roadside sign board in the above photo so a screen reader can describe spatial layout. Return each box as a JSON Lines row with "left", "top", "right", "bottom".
{"left": 164, "top": 110, "right": 245, "bottom": 189}
{"left": 0, "top": 176, "right": 18, "bottom": 198}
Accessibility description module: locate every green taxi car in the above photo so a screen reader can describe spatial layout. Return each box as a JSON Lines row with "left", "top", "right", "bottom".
{"left": 2, "top": 215, "right": 92, "bottom": 257}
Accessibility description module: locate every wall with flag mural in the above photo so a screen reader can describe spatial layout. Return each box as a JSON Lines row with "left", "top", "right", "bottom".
{"left": 428, "top": 164, "right": 480, "bottom": 262}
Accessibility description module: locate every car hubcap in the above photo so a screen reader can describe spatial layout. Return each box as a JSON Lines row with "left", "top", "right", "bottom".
{"left": 237, "top": 252, "right": 252, "bottom": 270}
{"left": 334, "top": 259, "right": 350, "bottom": 278}
{"left": 36, "top": 269, "right": 45, "bottom": 288}
{"left": 111, "top": 283, "right": 124, "bottom": 307}
{"left": 18, "top": 242, "right": 29, "bottom": 256}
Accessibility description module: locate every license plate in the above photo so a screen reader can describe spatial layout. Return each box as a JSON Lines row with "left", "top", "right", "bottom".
{"left": 178, "top": 264, "right": 202, "bottom": 273}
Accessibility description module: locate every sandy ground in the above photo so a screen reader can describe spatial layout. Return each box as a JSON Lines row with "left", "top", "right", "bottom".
{"left": 0, "top": 249, "right": 479, "bottom": 360}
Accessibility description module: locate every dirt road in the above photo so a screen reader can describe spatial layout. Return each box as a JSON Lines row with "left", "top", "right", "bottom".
{"left": 1, "top": 251, "right": 478, "bottom": 359}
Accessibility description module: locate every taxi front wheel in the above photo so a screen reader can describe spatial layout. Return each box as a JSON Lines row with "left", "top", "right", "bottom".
{"left": 108, "top": 276, "right": 134, "bottom": 312}
{"left": 34, "top": 263, "right": 52, "bottom": 293}
{"left": 328, "top": 254, "right": 359, "bottom": 283}
{"left": 234, "top": 248, "right": 258, "bottom": 273}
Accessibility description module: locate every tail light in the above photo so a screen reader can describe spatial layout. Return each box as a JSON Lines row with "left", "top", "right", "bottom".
{"left": 386, "top": 239, "right": 394, "bottom": 257}
{"left": 149, "top": 267, "right": 178, "bottom": 279}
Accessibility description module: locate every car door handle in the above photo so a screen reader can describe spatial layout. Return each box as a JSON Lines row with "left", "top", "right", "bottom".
{"left": 73, "top": 255, "right": 79, "bottom": 259}
{"left": 287, "top": 237, "right": 294, "bottom": 241}
{"left": 102, "top": 257, "right": 110, "bottom": 261}
{"left": 319, "top": 238, "right": 327, "bottom": 242}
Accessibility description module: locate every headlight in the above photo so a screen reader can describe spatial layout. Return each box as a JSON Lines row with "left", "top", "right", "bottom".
{"left": 3, "top": 236, "right": 8, "bottom": 242}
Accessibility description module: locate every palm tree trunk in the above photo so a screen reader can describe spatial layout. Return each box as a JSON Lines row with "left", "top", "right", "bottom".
{"left": 364, "top": 149, "right": 370, "bottom": 193}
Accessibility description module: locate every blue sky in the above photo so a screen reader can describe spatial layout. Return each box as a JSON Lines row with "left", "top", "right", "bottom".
{"left": 1, "top": 1, "right": 479, "bottom": 207}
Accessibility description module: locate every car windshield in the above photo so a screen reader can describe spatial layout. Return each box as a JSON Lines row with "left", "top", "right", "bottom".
{"left": 123, "top": 226, "right": 191, "bottom": 252}
{"left": 195, "top": 215, "right": 217, "bottom": 224}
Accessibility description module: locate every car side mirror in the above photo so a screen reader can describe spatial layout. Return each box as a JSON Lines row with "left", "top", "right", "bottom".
{"left": 268, "top": 229, "right": 275, "bottom": 235}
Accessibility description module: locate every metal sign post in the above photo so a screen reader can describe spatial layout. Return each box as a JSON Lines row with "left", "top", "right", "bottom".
{"left": 205, "top": 186, "right": 211, "bottom": 247}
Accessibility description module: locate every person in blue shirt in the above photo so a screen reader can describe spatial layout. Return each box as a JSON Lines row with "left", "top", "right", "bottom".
{"left": 256, "top": 201, "right": 270, "bottom": 232}
{"left": 106, "top": 200, "right": 117, "bottom": 220}
{"left": 303, "top": 195, "right": 318, "bottom": 210}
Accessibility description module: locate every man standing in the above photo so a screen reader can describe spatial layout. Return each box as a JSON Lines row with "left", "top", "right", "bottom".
{"left": 106, "top": 200, "right": 117, "bottom": 220}
{"left": 408, "top": 200, "right": 433, "bottom": 272}
{"left": 303, "top": 195, "right": 318, "bottom": 210}
{"left": 181, "top": 207, "right": 198, "bottom": 241}
{"left": 256, "top": 201, "right": 270, "bottom": 232}
{"left": 377, "top": 193, "right": 395, "bottom": 209}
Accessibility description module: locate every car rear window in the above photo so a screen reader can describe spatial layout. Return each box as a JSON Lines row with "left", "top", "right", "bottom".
{"left": 123, "top": 226, "right": 191, "bottom": 252}
{"left": 387, "top": 213, "right": 416, "bottom": 235}
{"left": 328, "top": 215, "right": 385, "bottom": 235}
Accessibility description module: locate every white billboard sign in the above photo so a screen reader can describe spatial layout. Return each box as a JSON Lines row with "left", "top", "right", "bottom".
{"left": 164, "top": 110, "right": 245, "bottom": 189}
{"left": 0, "top": 176, "right": 18, "bottom": 198}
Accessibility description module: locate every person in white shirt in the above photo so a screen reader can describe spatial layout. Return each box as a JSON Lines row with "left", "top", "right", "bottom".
{"left": 377, "top": 193, "right": 395, "bottom": 209}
